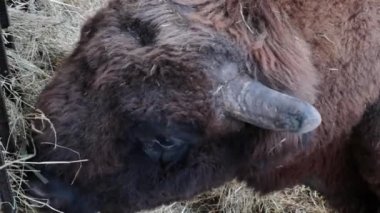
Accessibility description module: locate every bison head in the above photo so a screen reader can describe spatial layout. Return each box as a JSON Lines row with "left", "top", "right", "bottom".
{"left": 29, "top": 0, "right": 321, "bottom": 212}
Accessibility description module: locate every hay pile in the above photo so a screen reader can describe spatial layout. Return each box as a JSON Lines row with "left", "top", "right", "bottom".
{"left": 1, "top": 0, "right": 331, "bottom": 212}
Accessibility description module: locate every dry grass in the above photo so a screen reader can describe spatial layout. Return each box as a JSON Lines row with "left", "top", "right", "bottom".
{"left": 1, "top": 0, "right": 331, "bottom": 212}
{"left": 140, "top": 182, "right": 330, "bottom": 213}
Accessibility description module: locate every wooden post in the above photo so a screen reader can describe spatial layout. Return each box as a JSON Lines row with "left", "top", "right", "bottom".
{"left": 0, "top": 0, "right": 15, "bottom": 212}
{"left": 0, "top": 20, "right": 10, "bottom": 77}
{"left": 0, "top": 0, "right": 14, "bottom": 49}
{"left": 0, "top": 0, "right": 10, "bottom": 29}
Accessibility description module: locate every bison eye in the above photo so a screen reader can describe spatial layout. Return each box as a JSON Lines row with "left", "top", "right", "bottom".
{"left": 132, "top": 121, "right": 200, "bottom": 166}
{"left": 124, "top": 18, "right": 157, "bottom": 46}
{"left": 152, "top": 136, "right": 176, "bottom": 149}
{"left": 143, "top": 136, "right": 190, "bottom": 165}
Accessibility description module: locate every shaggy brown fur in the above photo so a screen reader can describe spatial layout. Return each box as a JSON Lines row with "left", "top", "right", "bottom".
{"left": 28, "top": 0, "right": 380, "bottom": 212}
{"left": 238, "top": 1, "right": 380, "bottom": 212}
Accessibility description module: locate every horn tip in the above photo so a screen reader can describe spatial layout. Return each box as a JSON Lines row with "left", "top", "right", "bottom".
{"left": 297, "top": 106, "right": 322, "bottom": 134}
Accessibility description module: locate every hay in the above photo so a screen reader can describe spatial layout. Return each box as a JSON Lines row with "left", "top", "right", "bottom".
{"left": 140, "top": 182, "right": 330, "bottom": 213}
{"left": 1, "top": 0, "right": 331, "bottom": 212}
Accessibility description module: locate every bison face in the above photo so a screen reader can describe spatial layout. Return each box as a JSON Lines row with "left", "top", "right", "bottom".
{"left": 30, "top": 0, "right": 321, "bottom": 212}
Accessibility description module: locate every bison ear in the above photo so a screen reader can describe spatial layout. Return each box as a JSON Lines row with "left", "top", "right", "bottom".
{"left": 219, "top": 63, "right": 321, "bottom": 134}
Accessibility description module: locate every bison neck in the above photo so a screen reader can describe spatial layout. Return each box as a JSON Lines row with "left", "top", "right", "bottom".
{"left": 278, "top": 0, "right": 380, "bottom": 147}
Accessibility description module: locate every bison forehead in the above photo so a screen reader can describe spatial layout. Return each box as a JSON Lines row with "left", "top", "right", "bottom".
{"left": 79, "top": 0, "right": 254, "bottom": 97}
{"left": 101, "top": 0, "right": 253, "bottom": 58}
{"left": 84, "top": 0, "right": 317, "bottom": 102}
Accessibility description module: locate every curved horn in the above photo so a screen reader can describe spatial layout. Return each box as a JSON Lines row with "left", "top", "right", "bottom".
{"left": 220, "top": 64, "right": 321, "bottom": 134}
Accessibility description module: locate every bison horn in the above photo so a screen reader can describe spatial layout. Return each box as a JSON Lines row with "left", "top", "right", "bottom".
{"left": 220, "top": 63, "right": 321, "bottom": 134}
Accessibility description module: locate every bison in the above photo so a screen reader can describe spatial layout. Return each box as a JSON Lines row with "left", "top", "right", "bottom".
{"left": 26, "top": 0, "right": 380, "bottom": 212}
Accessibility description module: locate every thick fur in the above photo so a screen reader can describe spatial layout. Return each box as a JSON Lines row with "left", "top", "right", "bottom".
{"left": 29, "top": 0, "right": 380, "bottom": 212}
{"left": 238, "top": 1, "right": 380, "bottom": 212}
